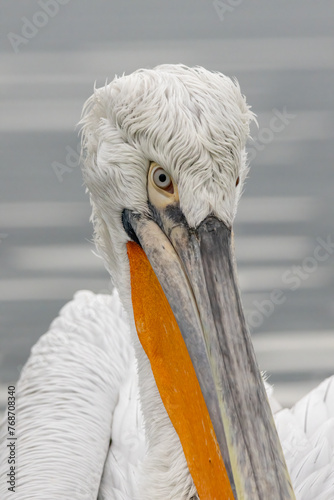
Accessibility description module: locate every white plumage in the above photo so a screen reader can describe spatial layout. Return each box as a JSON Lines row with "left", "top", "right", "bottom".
{"left": 1, "top": 64, "right": 333, "bottom": 499}
{"left": 1, "top": 290, "right": 333, "bottom": 499}
{"left": 0, "top": 290, "right": 139, "bottom": 499}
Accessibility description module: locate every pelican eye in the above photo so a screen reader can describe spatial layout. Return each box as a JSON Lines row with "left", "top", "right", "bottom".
{"left": 152, "top": 166, "right": 174, "bottom": 194}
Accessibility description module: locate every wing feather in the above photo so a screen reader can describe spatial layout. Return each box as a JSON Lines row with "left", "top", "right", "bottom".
{"left": 0, "top": 290, "right": 144, "bottom": 499}
{"left": 273, "top": 376, "right": 334, "bottom": 500}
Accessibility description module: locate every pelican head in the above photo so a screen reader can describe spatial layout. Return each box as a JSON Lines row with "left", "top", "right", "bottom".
{"left": 80, "top": 64, "right": 295, "bottom": 499}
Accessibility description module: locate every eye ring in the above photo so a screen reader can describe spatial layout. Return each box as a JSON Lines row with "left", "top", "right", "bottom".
{"left": 151, "top": 166, "right": 174, "bottom": 194}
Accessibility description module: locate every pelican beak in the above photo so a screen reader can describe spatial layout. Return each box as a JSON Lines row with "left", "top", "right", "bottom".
{"left": 124, "top": 206, "right": 295, "bottom": 500}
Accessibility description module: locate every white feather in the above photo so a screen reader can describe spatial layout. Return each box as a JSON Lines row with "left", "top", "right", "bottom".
{"left": 1, "top": 290, "right": 333, "bottom": 499}
{"left": 274, "top": 377, "right": 334, "bottom": 500}
{"left": 0, "top": 290, "right": 144, "bottom": 499}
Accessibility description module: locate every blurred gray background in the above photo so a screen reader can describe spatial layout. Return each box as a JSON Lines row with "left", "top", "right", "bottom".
{"left": 0, "top": 1, "right": 333, "bottom": 410}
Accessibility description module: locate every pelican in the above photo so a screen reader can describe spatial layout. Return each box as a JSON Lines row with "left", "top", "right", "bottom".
{"left": 0, "top": 64, "right": 333, "bottom": 500}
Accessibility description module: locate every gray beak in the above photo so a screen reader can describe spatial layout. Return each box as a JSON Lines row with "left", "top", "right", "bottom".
{"left": 124, "top": 205, "right": 295, "bottom": 500}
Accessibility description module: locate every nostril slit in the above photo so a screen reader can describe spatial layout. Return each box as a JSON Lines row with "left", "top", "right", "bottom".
{"left": 122, "top": 210, "right": 142, "bottom": 247}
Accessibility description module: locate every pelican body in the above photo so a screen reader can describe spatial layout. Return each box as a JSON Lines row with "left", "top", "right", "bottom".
{"left": 0, "top": 64, "right": 333, "bottom": 500}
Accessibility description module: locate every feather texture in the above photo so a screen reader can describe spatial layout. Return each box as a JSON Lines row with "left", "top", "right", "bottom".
{"left": 0, "top": 290, "right": 144, "bottom": 500}
{"left": 274, "top": 377, "right": 334, "bottom": 500}
{"left": 1, "top": 290, "right": 333, "bottom": 499}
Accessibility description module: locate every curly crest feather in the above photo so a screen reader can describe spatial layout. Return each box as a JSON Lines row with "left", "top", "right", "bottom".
{"left": 79, "top": 64, "right": 255, "bottom": 292}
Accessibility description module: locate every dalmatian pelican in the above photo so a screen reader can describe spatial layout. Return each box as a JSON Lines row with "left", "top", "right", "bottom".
{"left": 0, "top": 64, "right": 333, "bottom": 500}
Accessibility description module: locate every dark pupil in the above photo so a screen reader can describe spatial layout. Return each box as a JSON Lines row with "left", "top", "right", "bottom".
{"left": 159, "top": 173, "right": 167, "bottom": 183}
